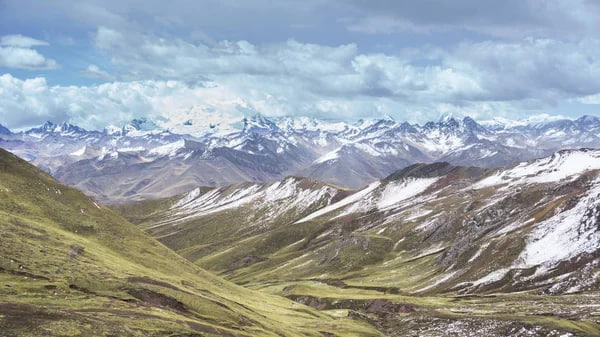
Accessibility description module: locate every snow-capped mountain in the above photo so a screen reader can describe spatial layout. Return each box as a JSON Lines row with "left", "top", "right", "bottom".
{"left": 122, "top": 149, "right": 600, "bottom": 297}
{"left": 1, "top": 114, "right": 600, "bottom": 202}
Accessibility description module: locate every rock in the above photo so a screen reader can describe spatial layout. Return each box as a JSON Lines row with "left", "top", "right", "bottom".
{"left": 68, "top": 244, "right": 85, "bottom": 258}
{"left": 365, "top": 299, "right": 414, "bottom": 314}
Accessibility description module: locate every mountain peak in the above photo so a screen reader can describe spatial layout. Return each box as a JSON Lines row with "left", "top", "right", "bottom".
{"left": 122, "top": 118, "right": 161, "bottom": 135}
{"left": 381, "top": 114, "right": 395, "bottom": 122}
{"left": 26, "top": 121, "right": 86, "bottom": 135}
{"left": 385, "top": 162, "right": 487, "bottom": 181}
{"left": 104, "top": 124, "right": 123, "bottom": 136}
{"left": 0, "top": 123, "right": 11, "bottom": 135}
{"left": 576, "top": 114, "right": 600, "bottom": 124}
{"left": 438, "top": 112, "right": 456, "bottom": 123}
{"left": 41, "top": 120, "right": 55, "bottom": 130}
{"left": 242, "top": 114, "right": 280, "bottom": 134}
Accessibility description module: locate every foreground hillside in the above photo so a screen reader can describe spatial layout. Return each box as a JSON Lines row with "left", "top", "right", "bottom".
{"left": 0, "top": 148, "right": 378, "bottom": 337}
{"left": 117, "top": 149, "right": 600, "bottom": 336}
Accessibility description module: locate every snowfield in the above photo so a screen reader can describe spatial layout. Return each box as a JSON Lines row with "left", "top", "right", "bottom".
{"left": 377, "top": 177, "right": 439, "bottom": 209}
{"left": 295, "top": 181, "right": 381, "bottom": 223}
{"left": 519, "top": 178, "right": 600, "bottom": 266}
{"left": 170, "top": 177, "right": 341, "bottom": 224}
{"left": 473, "top": 149, "right": 600, "bottom": 189}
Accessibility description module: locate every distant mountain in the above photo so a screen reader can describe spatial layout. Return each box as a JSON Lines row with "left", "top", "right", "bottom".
{"left": 0, "top": 123, "right": 11, "bottom": 135}
{"left": 2, "top": 114, "right": 600, "bottom": 202}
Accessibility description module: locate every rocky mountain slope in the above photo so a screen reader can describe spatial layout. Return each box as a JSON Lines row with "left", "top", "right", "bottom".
{"left": 0, "top": 148, "right": 378, "bottom": 337}
{"left": 3, "top": 114, "right": 600, "bottom": 203}
{"left": 116, "top": 148, "right": 600, "bottom": 336}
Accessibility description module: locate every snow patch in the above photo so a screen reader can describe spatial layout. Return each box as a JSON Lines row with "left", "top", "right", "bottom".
{"left": 377, "top": 178, "right": 438, "bottom": 209}
{"left": 519, "top": 179, "right": 600, "bottom": 266}
{"left": 295, "top": 181, "right": 381, "bottom": 223}
{"left": 473, "top": 150, "right": 600, "bottom": 189}
{"left": 313, "top": 148, "right": 341, "bottom": 164}
{"left": 70, "top": 146, "right": 86, "bottom": 156}
{"left": 149, "top": 139, "right": 186, "bottom": 157}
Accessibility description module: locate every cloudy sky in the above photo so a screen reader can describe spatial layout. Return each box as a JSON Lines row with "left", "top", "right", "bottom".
{"left": 1, "top": 0, "right": 600, "bottom": 130}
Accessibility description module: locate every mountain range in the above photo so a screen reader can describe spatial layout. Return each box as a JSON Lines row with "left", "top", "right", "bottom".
{"left": 3, "top": 116, "right": 600, "bottom": 335}
{"left": 113, "top": 148, "right": 600, "bottom": 336}
{"left": 2, "top": 114, "right": 600, "bottom": 203}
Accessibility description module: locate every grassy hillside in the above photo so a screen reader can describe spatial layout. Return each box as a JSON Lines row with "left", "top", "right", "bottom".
{"left": 115, "top": 155, "right": 600, "bottom": 336}
{"left": 0, "top": 148, "right": 379, "bottom": 337}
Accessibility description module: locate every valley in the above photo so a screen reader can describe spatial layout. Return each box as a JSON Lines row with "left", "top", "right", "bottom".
{"left": 2, "top": 117, "right": 600, "bottom": 335}
{"left": 0, "top": 148, "right": 378, "bottom": 336}
{"left": 112, "top": 149, "right": 600, "bottom": 336}
{"left": 4, "top": 2, "right": 600, "bottom": 335}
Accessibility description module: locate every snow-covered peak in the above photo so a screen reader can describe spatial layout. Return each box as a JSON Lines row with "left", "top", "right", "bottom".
{"left": 275, "top": 116, "right": 351, "bottom": 134}
{"left": 242, "top": 114, "right": 280, "bottom": 134}
{"left": 104, "top": 125, "right": 123, "bottom": 136}
{"left": 474, "top": 149, "right": 600, "bottom": 189}
{"left": 148, "top": 139, "right": 187, "bottom": 158}
{"left": 25, "top": 121, "right": 88, "bottom": 137}
{"left": 480, "top": 114, "right": 574, "bottom": 130}
{"left": 160, "top": 111, "right": 242, "bottom": 138}
{"left": 576, "top": 115, "right": 600, "bottom": 124}
{"left": 40, "top": 121, "right": 56, "bottom": 132}
{"left": 122, "top": 118, "right": 162, "bottom": 136}
{"left": 275, "top": 116, "right": 319, "bottom": 132}
{"left": 438, "top": 112, "right": 456, "bottom": 123}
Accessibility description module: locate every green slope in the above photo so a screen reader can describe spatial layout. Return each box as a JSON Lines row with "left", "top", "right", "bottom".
{"left": 0, "top": 148, "right": 379, "bottom": 337}
{"left": 114, "top": 158, "right": 600, "bottom": 336}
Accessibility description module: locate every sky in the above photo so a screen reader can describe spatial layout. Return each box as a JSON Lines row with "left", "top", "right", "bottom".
{"left": 1, "top": 0, "right": 600, "bottom": 130}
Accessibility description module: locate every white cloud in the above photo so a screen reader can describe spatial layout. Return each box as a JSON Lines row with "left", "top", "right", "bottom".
{"left": 4, "top": 29, "right": 600, "bottom": 129}
{"left": 444, "top": 38, "right": 600, "bottom": 103}
{"left": 0, "top": 35, "right": 57, "bottom": 70}
{"left": 0, "top": 47, "right": 58, "bottom": 70}
{"left": 0, "top": 73, "right": 271, "bottom": 130}
{"left": 0, "top": 34, "right": 49, "bottom": 48}
{"left": 79, "top": 64, "right": 112, "bottom": 80}
{"left": 3, "top": 23, "right": 600, "bottom": 129}
{"left": 91, "top": 27, "right": 485, "bottom": 104}
{"left": 0, "top": 72, "right": 526, "bottom": 131}
{"left": 578, "top": 94, "right": 600, "bottom": 105}
{"left": 89, "top": 27, "right": 600, "bottom": 116}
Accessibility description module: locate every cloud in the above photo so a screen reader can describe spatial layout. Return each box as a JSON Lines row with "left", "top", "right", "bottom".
{"left": 0, "top": 35, "right": 58, "bottom": 70}
{"left": 91, "top": 26, "right": 600, "bottom": 111}
{"left": 0, "top": 73, "right": 281, "bottom": 130}
{"left": 2, "top": 2, "right": 600, "bottom": 127}
{"left": 4, "top": 27, "right": 600, "bottom": 130}
{"left": 0, "top": 47, "right": 58, "bottom": 70}
{"left": 0, "top": 71, "right": 526, "bottom": 131}
{"left": 91, "top": 27, "right": 481, "bottom": 101}
{"left": 0, "top": 71, "right": 492, "bottom": 130}
{"left": 14, "top": 0, "right": 599, "bottom": 41}
{"left": 444, "top": 38, "right": 600, "bottom": 104}
{"left": 0, "top": 34, "right": 49, "bottom": 47}
{"left": 79, "top": 64, "right": 112, "bottom": 80}
{"left": 343, "top": 0, "right": 600, "bottom": 39}
{"left": 578, "top": 94, "right": 600, "bottom": 105}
